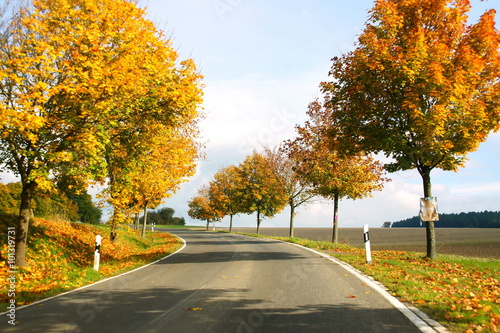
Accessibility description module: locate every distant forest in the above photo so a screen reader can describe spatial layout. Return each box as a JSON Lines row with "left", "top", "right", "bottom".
{"left": 384, "top": 211, "right": 500, "bottom": 228}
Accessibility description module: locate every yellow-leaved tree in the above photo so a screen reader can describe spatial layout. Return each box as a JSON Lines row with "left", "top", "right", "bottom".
{"left": 207, "top": 165, "right": 244, "bottom": 232}
{"left": 0, "top": 0, "right": 203, "bottom": 266}
{"left": 236, "top": 151, "right": 288, "bottom": 234}
{"left": 105, "top": 122, "right": 202, "bottom": 240}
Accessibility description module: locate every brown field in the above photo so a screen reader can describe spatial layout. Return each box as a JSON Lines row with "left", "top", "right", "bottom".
{"left": 220, "top": 227, "right": 500, "bottom": 259}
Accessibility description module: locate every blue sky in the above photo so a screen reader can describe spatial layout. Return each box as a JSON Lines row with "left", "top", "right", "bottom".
{"left": 142, "top": 0, "right": 500, "bottom": 228}
{"left": 2, "top": 0, "right": 499, "bottom": 229}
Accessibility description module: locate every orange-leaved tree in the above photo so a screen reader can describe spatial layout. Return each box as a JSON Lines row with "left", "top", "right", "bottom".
{"left": 188, "top": 185, "right": 223, "bottom": 230}
{"left": 321, "top": 0, "right": 500, "bottom": 258}
{"left": 287, "top": 99, "right": 388, "bottom": 243}
{"left": 0, "top": 0, "right": 203, "bottom": 266}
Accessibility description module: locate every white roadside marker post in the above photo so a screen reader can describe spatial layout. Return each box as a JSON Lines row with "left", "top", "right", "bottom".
{"left": 363, "top": 224, "right": 372, "bottom": 264}
{"left": 94, "top": 235, "right": 102, "bottom": 271}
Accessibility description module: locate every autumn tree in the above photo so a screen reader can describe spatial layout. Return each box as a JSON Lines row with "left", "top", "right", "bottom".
{"left": 188, "top": 185, "right": 223, "bottom": 230}
{"left": 288, "top": 99, "right": 388, "bottom": 243}
{"left": 207, "top": 165, "right": 243, "bottom": 232}
{"left": 322, "top": 0, "right": 500, "bottom": 258}
{"left": 237, "top": 151, "right": 287, "bottom": 234}
{"left": 265, "top": 146, "right": 316, "bottom": 237}
{"left": 105, "top": 121, "right": 202, "bottom": 239}
{"left": 0, "top": 0, "right": 203, "bottom": 266}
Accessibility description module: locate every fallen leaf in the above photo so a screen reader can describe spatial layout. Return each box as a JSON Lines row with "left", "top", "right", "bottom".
{"left": 184, "top": 308, "right": 203, "bottom": 311}
{"left": 348, "top": 295, "right": 357, "bottom": 298}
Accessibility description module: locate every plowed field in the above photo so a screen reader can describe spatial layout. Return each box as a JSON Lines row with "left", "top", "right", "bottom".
{"left": 222, "top": 227, "right": 500, "bottom": 259}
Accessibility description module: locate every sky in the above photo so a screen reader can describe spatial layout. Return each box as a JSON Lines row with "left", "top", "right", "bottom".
{"left": 2, "top": 0, "right": 499, "bottom": 229}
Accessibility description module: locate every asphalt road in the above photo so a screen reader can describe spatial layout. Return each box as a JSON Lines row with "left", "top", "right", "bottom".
{"left": 2, "top": 229, "right": 429, "bottom": 333}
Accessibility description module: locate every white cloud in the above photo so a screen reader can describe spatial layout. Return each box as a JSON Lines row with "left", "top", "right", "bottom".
{"left": 451, "top": 182, "right": 500, "bottom": 196}
{"left": 0, "top": 172, "right": 20, "bottom": 184}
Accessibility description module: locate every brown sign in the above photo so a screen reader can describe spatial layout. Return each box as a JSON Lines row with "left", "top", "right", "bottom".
{"left": 420, "top": 197, "right": 439, "bottom": 222}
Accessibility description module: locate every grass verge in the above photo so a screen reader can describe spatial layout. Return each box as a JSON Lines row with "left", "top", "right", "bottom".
{"left": 1, "top": 218, "right": 182, "bottom": 309}
{"left": 235, "top": 232, "right": 500, "bottom": 333}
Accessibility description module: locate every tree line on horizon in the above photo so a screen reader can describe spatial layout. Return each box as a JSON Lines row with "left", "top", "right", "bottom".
{"left": 383, "top": 211, "right": 500, "bottom": 228}
{"left": 138, "top": 207, "right": 186, "bottom": 227}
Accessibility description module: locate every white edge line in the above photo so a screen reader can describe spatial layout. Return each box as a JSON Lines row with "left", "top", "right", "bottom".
{"left": 285, "top": 241, "right": 450, "bottom": 333}
{"left": 0, "top": 234, "right": 187, "bottom": 316}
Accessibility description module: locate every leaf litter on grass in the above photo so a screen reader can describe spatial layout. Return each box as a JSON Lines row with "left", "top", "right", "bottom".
{"left": 0, "top": 218, "right": 182, "bottom": 306}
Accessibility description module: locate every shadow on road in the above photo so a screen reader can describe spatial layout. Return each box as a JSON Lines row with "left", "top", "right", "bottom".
{"left": 10, "top": 286, "right": 421, "bottom": 333}
{"left": 159, "top": 250, "right": 308, "bottom": 265}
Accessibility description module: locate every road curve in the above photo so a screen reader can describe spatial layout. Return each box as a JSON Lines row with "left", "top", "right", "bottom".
{"left": 2, "top": 229, "right": 427, "bottom": 332}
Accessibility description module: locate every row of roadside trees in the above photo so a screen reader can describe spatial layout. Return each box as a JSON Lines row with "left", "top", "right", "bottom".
{"left": 188, "top": 105, "right": 389, "bottom": 242}
{"left": 190, "top": 0, "right": 500, "bottom": 259}
{"left": 0, "top": 0, "right": 204, "bottom": 267}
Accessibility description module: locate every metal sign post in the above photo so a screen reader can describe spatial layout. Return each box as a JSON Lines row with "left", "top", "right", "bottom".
{"left": 363, "top": 224, "right": 372, "bottom": 264}
{"left": 94, "top": 235, "right": 102, "bottom": 271}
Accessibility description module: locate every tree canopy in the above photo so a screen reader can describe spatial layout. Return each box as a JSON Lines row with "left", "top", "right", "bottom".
{"left": 236, "top": 151, "right": 288, "bottom": 234}
{"left": 207, "top": 165, "right": 243, "bottom": 232}
{"left": 321, "top": 0, "right": 500, "bottom": 257}
{"left": 0, "top": 0, "right": 203, "bottom": 266}
{"left": 188, "top": 185, "right": 222, "bottom": 230}
{"left": 286, "top": 99, "right": 388, "bottom": 243}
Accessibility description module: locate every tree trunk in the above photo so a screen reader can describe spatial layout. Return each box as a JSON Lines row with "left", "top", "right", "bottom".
{"left": 289, "top": 204, "right": 295, "bottom": 238}
{"left": 206, "top": 220, "right": 209, "bottom": 231}
{"left": 110, "top": 222, "right": 118, "bottom": 242}
{"left": 256, "top": 209, "right": 261, "bottom": 235}
{"left": 229, "top": 214, "right": 233, "bottom": 232}
{"left": 332, "top": 192, "right": 339, "bottom": 244}
{"left": 15, "top": 181, "right": 37, "bottom": 268}
{"left": 420, "top": 167, "right": 436, "bottom": 259}
{"left": 135, "top": 213, "right": 140, "bottom": 230}
{"left": 141, "top": 202, "right": 148, "bottom": 238}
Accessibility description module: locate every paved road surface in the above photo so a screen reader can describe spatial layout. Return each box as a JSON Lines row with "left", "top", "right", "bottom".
{"left": 2, "top": 229, "right": 427, "bottom": 332}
